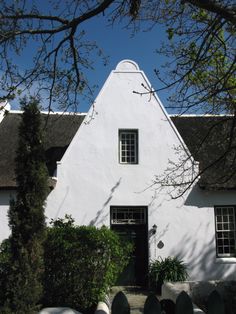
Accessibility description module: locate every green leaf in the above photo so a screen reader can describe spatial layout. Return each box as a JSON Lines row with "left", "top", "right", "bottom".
{"left": 167, "top": 28, "right": 174, "bottom": 40}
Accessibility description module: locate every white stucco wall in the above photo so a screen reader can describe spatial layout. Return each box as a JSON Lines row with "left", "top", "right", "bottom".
{"left": 45, "top": 60, "right": 236, "bottom": 281}
{"left": 46, "top": 60, "right": 191, "bottom": 224}
{"left": 1, "top": 60, "right": 236, "bottom": 281}
{"left": 0, "top": 190, "right": 16, "bottom": 240}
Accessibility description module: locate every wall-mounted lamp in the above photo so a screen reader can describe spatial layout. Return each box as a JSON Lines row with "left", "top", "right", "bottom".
{"left": 152, "top": 224, "right": 157, "bottom": 235}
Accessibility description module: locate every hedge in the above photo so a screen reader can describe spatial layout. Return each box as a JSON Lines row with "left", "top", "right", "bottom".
{"left": 0, "top": 217, "right": 132, "bottom": 313}
{"left": 43, "top": 217, "right": 132, "bottom": 312}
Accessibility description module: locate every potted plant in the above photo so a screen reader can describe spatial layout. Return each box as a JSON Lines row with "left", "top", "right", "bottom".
{"left": 149, "top": 257, "right": 188, "bottom": 294}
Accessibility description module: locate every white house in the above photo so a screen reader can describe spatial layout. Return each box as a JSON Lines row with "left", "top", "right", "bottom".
{"left": 1, "top": 60, "right": 236, "bottom": 285}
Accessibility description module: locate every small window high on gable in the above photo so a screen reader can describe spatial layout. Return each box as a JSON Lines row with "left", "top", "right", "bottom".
{"left": 119, "top": 129, "right": 138, "bottom": 164}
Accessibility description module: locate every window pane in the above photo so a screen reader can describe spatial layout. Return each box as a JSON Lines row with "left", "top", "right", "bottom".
{"left": 119, "top": 130, "right": 138, "bottom": 164}
{"left": 218, "top": 239, "right": 223, "bottom": 245}
{"left": 111, "top": 207, "right": 146, "bottom": 224}
{"left": 223, "top": 223, "right": 229, "bottom": 230}
{"left": 223, "top": 239, "right": 229, "bottom": 245}
{"left": 216, "top": 208, "right": 222, "bottom": 215}
{"left": 215, "top": 206, "right": 236, "bottom": 257}
{"left": 223, "top": 216, "right": 228, "bottom": 222}
{"left": 229, "top": 208, "right": 234, "bottom": 214}
{"left": 225, "top": 247, "right": 230, "bottom": 253}
{"left": 217, "top": 223, "right": 222, "bottom": 230}
{"left": 230, "top": 239, "right": 235, "bottom": 245}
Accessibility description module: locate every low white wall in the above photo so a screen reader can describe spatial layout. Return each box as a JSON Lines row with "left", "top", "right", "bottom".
{"left": 95, "top": 302, "right": 109, "bottom": 314}
{"left": 162, "top": 282, "right": 204, "bottom": 313}
{"left": 39, "top": 308, "right": 82, "bottom": 314}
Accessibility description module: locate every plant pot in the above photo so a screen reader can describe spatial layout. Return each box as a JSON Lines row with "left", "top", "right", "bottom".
{"left": 155, "top": 279, "right": 163, "bottom": 295}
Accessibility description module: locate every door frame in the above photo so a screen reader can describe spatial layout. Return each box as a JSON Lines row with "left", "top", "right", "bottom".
{"left": 110, "top": 206, "right": 149, "bottom": 286}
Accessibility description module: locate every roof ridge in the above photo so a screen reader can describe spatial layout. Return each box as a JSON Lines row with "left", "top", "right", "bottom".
{"left": 170, "top": 114, "right": 233, "bottom": 117}
{"left": 8, "top": 110, "right": 87, "bottom": 116}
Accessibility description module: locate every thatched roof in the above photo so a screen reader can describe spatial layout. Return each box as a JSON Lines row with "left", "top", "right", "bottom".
{"left": 0, "top": 112, "right": 85, "bottom": 188}
{"left": 172, "top": 115, "right": 236, "bottom": 190}
{"left": 0, "top": 112, "right": 235, "bottom": 190}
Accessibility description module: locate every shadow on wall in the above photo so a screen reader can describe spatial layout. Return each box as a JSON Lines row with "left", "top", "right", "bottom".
{"left": 53, "top": 186, "right": 70, "bottom": 219}
{"left": 169, "top": 224, "right": 236, "bottom": 281}
{"left": 89, "top": 178, "right": 122, "bottom": 226}
{"left": 185, "top": 184, "right": 214, "bottom": 208}
{"left": 184, "top": 183, "right": 236, "bottom": 209}
{"left": 0, "top": 190, "right": 15, "bottom": 206}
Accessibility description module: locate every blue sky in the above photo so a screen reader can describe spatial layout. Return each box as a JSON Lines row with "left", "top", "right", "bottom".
{"left": 9, "top": 2, "right": 170, "bottom": 113}
{"left": 79, "top": 16, "right": 169, "bottom": 112}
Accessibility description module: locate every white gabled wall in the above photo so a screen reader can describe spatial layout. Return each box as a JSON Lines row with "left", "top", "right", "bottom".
{"left": 46, "top": 59, "right": 190, "bottom": 225}
{"left": 1, "top": 61, "right": 236, "bottom": 281}
{"left": 45, "top": 60, "right": 236, "bottom": 280}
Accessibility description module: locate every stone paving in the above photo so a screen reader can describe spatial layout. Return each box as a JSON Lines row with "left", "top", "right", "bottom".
{"left": 109, "top": 286, "right": 152, "bottom": 314}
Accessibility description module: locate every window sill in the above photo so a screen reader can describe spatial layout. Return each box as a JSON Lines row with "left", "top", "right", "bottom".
{"left": 215, "top": 257, "right": 236, "bottom": 264}
{"left": 119, "top": 163, "right": 139, "bottom": 165}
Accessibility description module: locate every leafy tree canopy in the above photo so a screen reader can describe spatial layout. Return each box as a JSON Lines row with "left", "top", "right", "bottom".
{"left": 0, "top": 0, "right": 235, "bottom": 113}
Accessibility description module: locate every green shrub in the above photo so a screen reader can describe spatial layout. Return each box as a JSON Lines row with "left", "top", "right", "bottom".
{"left": 0, "top": 216, "right": 132, "bottom": 313}
{"left": 0, "top": 239, "right": 11, "bottom": 308}
{"left": 43, "top": 216, "right": 132, "bottom": 313}
{"left": 149, "top": 257, "right": 188, "bottom": 291}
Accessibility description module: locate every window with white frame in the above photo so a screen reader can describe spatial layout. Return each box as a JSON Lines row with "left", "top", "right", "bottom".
{"left": 215, "top": 206, "right": 236, "bottom": 257}
{"left": 119, "top": 129, "right": 138, "bottom": 164}
{"left": 111, "top": 207, "right": 146, "bottom": 225}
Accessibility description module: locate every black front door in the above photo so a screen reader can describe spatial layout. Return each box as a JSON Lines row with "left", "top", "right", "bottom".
{"left": 111, "top": 207, "right": 148, "bottom": 286}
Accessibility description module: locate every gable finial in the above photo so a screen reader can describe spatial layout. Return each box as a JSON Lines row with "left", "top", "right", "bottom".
{"left": 115, "top": 59, "right": 139, "bottom": 71}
